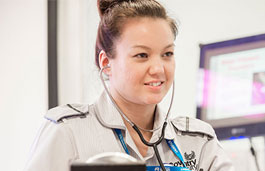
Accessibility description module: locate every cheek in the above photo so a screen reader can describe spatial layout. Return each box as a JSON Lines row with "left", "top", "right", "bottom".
{"left": 123, "top": 66, "right": 140, "bottom": 84}
{"left": 166, "top": 61, "right": 176, "bottom": 79}
{"left": 111, "top": 62, "right": 134, "bottom": 85}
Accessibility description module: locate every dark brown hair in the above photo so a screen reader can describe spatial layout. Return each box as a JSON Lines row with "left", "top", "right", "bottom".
{"left": 95, "top": 0, "right": 178, "bottom": 69}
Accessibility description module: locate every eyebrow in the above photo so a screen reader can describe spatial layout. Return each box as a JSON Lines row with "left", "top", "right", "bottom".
{"left": 132, "top": 43, "right": 175, "bottom": 50}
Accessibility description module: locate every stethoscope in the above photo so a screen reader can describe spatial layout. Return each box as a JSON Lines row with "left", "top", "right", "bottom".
{"left": 99, "top": 65, "right": 175, "bottom": 171}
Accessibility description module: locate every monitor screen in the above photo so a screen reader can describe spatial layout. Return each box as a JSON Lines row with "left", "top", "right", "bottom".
{"left": 197, "top": 33, "right": 265, "bottom": 140}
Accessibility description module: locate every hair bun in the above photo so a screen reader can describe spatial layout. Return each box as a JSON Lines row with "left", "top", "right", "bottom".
{"left": 97, "top": 0, "right": 129, "bottom": 18}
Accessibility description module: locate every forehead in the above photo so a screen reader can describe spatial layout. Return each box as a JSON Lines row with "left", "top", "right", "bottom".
{"left": 116, "top": 17, "right": 175, "bottom": 48}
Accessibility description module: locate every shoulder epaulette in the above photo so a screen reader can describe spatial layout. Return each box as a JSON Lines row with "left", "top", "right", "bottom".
{"left": 44, "top": 104, "right": 89, "bottom": 123}
{"left": 171, "top": 116, "right": 215, "bottom": 139}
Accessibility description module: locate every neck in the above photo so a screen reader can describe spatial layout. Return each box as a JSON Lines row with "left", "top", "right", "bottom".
{"left": 110, "top": 91, "right": 156, "bottom": 130}
{"left": 122, "top": 101, "right": 156, "bottom": 130}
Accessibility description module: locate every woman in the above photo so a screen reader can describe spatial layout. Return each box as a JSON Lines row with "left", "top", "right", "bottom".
{"left": 24, "top": 0, "right": 234, "bottom": 171}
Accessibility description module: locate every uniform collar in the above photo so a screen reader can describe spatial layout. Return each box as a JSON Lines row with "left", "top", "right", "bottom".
{"left": 94, "top": 91, "right": 175, "bottom": 140}
{"left": 94, "top": 91, "right": 126, "bottom": 130}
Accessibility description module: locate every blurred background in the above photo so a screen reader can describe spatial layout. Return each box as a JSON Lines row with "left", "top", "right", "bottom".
{"left": 0, "top": 0, "right": 265, "bottom": 170}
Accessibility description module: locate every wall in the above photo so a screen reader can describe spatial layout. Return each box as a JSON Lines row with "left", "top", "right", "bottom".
{"left": 0, "top": 0, "right": 47, "bottom": 171}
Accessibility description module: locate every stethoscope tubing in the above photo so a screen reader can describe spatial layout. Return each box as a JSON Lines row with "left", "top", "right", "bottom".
{"left": 133, "top": 122, "right": 168, "bottom": 171}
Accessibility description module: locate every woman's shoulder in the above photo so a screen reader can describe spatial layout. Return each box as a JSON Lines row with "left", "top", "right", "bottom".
{"left": 44, "top": 103, "right": 92, "bottom": 124}
{"left": 169, "top": 116, "right": 216, "bottom": 139}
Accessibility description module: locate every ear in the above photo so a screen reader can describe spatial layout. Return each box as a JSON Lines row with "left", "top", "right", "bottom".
{"left": 99, "top": 50, "right": 111, "bottom": 75}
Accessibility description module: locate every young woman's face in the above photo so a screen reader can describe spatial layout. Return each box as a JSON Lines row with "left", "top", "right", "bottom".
{"left": 109, "top": 17, "right": 175, "bottom": 106}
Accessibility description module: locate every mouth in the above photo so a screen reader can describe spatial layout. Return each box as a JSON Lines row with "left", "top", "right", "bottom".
{"left": 144, "top": 81, "right": 164, "bottom": 87}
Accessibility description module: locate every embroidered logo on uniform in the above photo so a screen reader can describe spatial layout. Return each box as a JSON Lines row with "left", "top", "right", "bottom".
{"left": 184, "top": 151, "right": 196, "bottom": 160}
{"left": 169, "top": 151, "right": 198, "bottom": 170}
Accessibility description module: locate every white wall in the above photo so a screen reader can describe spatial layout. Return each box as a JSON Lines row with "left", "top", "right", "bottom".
{"left": 0, "top": 0, "right": 47, "bottom": 171}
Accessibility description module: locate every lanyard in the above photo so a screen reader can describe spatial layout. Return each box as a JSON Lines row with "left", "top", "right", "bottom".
{"left": 114, "top": 129, "right": 130, "bottom": 155}
{"left": 114, "top": 129, "right": 190, "bottom": 171}
{"left": 165, "top": 139, "right": 187, "bottom": 168}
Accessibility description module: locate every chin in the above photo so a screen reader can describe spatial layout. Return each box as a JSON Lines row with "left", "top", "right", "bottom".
{"left": 143, "top": 95, "right": 164, "bottom": 105}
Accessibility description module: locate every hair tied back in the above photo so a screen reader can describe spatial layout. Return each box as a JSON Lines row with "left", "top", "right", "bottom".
{"left": 97, "top": 0, "right": 133, "bottom": 18}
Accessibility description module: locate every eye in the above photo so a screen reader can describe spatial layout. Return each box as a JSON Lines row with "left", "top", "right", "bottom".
{"left": 134, "top": 53, "right": 148, "bottom": 58}
{"left": 162, "top": 51, "right": 174, "bottom": 57}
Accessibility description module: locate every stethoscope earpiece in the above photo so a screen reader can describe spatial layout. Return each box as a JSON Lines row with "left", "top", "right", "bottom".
{"left": 101, "top": 65, "right": 111, "bottom": 80}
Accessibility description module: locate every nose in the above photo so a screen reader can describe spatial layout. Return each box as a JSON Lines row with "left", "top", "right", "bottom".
{"left": 148, "top": 57, "right": 165, "bottom": 76}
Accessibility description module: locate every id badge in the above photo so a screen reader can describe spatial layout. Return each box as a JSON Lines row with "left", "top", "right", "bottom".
{"left": 146, "top": 166, "right": 191, "bottom": 171}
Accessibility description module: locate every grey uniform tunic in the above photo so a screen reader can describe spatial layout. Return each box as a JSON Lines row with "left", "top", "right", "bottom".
{"left": 24, "top": 92, "right": 235, "bottom": 171}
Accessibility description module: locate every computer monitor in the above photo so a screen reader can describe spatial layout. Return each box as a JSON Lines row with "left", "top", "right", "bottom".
{"left": 196, "top": 33, "right": 265, "bottom": 140}
{"left": 71, "top": 152, "right": 146, "bottom": 171}
{"left": 71, "top": 163, "right": 146, "bottom": 171}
